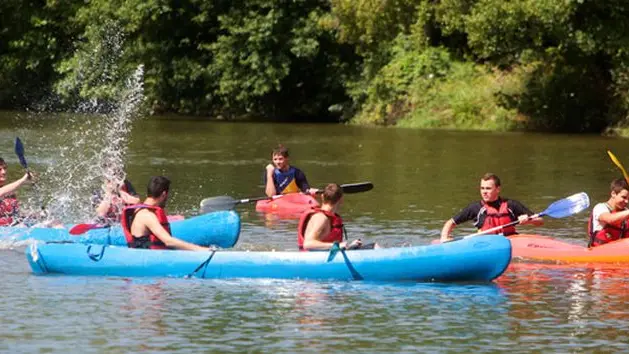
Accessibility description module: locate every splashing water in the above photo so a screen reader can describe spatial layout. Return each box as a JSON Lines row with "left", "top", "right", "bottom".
{"left": 14, "top": 22, "right": 145, "bottom": 224}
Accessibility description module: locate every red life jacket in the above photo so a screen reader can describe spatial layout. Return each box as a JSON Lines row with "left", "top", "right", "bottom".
{"left": 121, "top": 204, "right": 170, "bottom": 250}
{"left": 297, "top": 208, "right": 344, "bottom": 251}
{"left": 0, "top": 194, "right": 19, "bottom": 226}
{"left": 476, "top": 200, "right": 517, "bottom": 235}
{"left": 587, "top": 205, "right": 629, "bottom": 247}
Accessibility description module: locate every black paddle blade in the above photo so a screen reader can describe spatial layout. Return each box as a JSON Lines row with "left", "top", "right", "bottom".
{"left": 14, "top": 137, "right": 28, "bottom": 169}
{"left": 199, "top": 196, "right": 239, "bottom": 214}
{"left": 340, "top": 182, "right": 373, "bottom": 194}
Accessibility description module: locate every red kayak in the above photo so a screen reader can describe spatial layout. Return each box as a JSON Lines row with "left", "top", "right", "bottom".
{"left": 255, "top": 193, "right": 319, "bottom": 216}
{"left": 510, "top": 234, "right": 629, "bottom": 264}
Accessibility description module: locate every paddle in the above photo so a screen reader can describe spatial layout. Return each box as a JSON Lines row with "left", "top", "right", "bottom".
{"left": 326, "top": 242, "right": 363, "bottom": 280}
{"left": 69, "top": 223, "right": 109, "bottom": 235}
{"left": 199, "top": 181, "right": 374, "bottom": 214}
{"left": 447, "top": 192, "right": 590, "bottom": 242}
{"left": 607, "top": 150, "right": 629, "bottom": 184}
{"left": 14, "top": 137, "right": 46, "bottom": 216}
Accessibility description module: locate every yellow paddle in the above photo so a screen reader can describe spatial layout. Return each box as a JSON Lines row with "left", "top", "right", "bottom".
{"left": 607, "top": 150, "right": 629, "bottom": 183}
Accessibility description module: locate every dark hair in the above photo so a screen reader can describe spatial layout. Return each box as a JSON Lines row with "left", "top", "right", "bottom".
{"left": 272, "top": 144, "right": 289, "bottom": 158}
{"left": 322, "top": 183, "right": 343, "bottom": 204}
{"left": 610, "top": 178, "right": 629, "bottom": 193}
{"left": 0, "top": 158, "right": 6, "bottom": 168}
{"left": 147, "top": 176, "right": 170, "bottom": 198}
{"left": 481, "top": 173, "right": 501, "bottom": 187}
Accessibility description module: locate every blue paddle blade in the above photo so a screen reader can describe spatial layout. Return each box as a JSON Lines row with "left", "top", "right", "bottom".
{"left": 541, "top": 192, "right": 590, "bottom": 219}
{"left": 326, "top": 242, "right": 341, "bottom": 262}
{"left": 14, "top": 137, "right": 28, "bottom": 169}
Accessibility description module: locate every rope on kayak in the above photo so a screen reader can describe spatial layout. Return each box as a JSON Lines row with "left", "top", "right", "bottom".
{"left": 187, "top": 250, "right": 217, "bottom": 279}
{"left": 87, "top": 245, "right": 106, "bottom": 262}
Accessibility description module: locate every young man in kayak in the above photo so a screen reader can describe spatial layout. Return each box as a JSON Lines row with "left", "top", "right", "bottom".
{"left": 440, "top": 173, "right": 543, "bottom": 242}
{"left": 0, "top": 157, "right": 35, "bottom": 226}
{"left": 264, "top": 144, "right": 318, "bottom": 197}
{"left": 588, "top": 178, "right": 629, "bottom": 247}
{"left": 93, "top": 177, "right": 140, "bottom": 224}
{"left": 298, "top": 183, "right": 378, "bottom": 251}
{"left": 121, "top": 176, "right": 211, "bottom": 251}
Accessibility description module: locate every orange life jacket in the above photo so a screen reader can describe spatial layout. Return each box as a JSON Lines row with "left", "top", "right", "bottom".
{"left": 476, "top": 200, "right": 517, "bottom": 235}
{"left": 297, "top": 208, "right": 344, "bottom": 251}
{"left": 0, "top": 194, "right": 19, "bottom": 226}
{"left": 587, "top": 205, "right": 629, "bottom": 247}
{"left": 121, "top": 204, "right": 170, "bottom": 250}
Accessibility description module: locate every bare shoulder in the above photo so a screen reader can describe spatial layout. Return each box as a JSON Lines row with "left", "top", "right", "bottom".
{"left": 135, "top": 209, "right": 158, "bottom": 222}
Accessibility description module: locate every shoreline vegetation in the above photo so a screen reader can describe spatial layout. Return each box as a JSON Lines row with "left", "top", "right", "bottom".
{"left": 2, "top": 0, "right": 629, "bottom": 136}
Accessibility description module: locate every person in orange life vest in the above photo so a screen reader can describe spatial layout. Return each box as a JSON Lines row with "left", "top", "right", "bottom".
{"left": 122, "top": 176, "right": 211, "bottom": 251}
{"left": 0, "top": 157, "right": 35, "bottom": 226}
{"left": 298, "top": 183, "right": 379, "bottom": 251}
{"left": 264, "top": 144, "right": 318, "bottom": 197}
{"left": 93, "top": 177, "right": 140, "bottom": 224}
{"left": 440, "top": 173, "right": 543, "bottom": 242}
{"left": 588, "top": 178, "right": 629, "bottom": 247}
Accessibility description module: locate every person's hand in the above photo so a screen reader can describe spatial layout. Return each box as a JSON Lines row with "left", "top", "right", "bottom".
{"left": 342, "top": 239, "right": 362, "bottom": 250}
{"left": 440, "top": 235, "right": 452, "bottom": 243}
{"left": 306, "top": 188, "right": 319, "bottom": 195}
{"left": 518, "top": 214, "right": 532, "bottom": 225}
{"left": 265, "top": 163, "right": 275, "bottom": 174}
{"left": 24, "top": 171, "right": 37, "bottom": 184}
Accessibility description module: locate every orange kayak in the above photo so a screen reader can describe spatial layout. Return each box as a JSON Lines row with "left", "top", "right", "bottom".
{"left": 510, "top": 234, "right": 629, "bottom": 263}
{"left": 255, "top": 193, "right": 319, "bottom": 216}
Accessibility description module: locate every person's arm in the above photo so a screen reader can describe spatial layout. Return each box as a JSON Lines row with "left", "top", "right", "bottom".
{"left": 95, "top": 198, "right": 112, "bottom": 217}
{"left": 119, "top": 190, "right": 140, "bottom": 205}
{"left": 440, "top": 219, "right": 457, "bottom": 242}
{"left": 598, "top": 208, "right": 629, "bottom": 225}
{"left": 264, "top": 164, "right": 277, "bottom": 197}
{"left": 143, "top": 212, "right": 210, "bottom": 251}
{"left": 511, "top": 200, "right": 544, "bottom": 226}
{"left": 0, "top": 173, "right": 30, "bottom": 198}
{"left": 295, "top": 168, "right": 316, "bottom": 194}
{"left": 303, "top": 213, "right": 358, "bottom": 250}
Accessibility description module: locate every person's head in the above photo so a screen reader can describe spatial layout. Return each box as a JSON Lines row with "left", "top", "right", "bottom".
{"left": 608, "top": 178, "right": 629, "bottom": 210}
{"left": 271, "top": 144, "right": 290, "bottom": 171}
{"left": 321, "top": 183, "right": 344, "bottom": 207}
{"left": 0, "top": 158, "right": 6, "bottom": 185}
{"left": 147, "top": 176, "right": 171, "bottom": 207}
{"left": 480, "top": 173, "right": 501, "bottom": 203}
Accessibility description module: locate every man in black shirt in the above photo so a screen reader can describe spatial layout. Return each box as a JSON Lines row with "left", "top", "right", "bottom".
{"left": 440, "top": 173, "right": 543, "bottom": 242}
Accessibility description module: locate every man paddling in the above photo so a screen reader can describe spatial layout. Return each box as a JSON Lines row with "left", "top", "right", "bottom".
{"left": 588, "top": 178, "right": 629, "bottom": 247}
{"left": 121, "top": 176, "right": 211, "bottom": 251}
{"left": 440, "top": 173, "right": 542, "bottom": 242}
{"left": 298, "top": 183, "right": 378, "bottom": 251}
{"left": 264, "top": 144, "right": 318, "bottom": 197}
{"left": 0, "top": 157, "right": 35, "bottom": 226}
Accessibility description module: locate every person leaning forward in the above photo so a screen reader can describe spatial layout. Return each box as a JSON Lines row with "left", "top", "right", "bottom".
{"left": 121, "top": 176, "right": 211, "bottom": 251}
{"left": 297, "top": 183, "right": 379, "bottom": 251}
{"left": 587, "top": 178, "right": 629, "bottom": 248}
{"left": 440, "top": 173, "right": 543, "bottom": 242}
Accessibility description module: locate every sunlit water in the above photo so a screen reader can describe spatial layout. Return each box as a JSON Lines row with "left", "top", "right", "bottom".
{"left": 1, "top": 114, "right": 629, "bottom": 351}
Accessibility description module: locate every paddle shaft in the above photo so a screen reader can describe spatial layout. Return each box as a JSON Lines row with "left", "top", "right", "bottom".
{"left": 466, "top": 213, "right": 541, "bottom": 238}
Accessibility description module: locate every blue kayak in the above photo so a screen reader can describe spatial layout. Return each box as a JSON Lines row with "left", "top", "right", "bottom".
{"left": 1, "top": 211, "right": 240, "bottom": 248}
{"left": 26, "top": 235, "right": 511, "bottom": 282}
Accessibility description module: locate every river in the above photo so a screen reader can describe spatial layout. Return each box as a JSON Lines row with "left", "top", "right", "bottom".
{"left": 1, "top": 112, "right": 628, "bottom": 352}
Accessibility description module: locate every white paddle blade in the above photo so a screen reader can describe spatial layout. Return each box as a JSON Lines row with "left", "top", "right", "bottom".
{"left": 544, "top": 192, "right": 590, "bottom": 219}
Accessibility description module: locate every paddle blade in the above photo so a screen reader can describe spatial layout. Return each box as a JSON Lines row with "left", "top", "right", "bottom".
{"left": 340, "top": 182, "right": 373, "bottom": 194}
{"left": 14, "top": 137, "right": 28, "bottom": 169}
{"left": 541, "top": 192, "right": 590, "bottom": 219}
{"left": 326, "top": 242, "right": 341, "bottom": 262}
{"left": 608, "top": 150, "right": 629, "bottom": 184}
{"left": 69, "top": 223, "right": 107, "bottom": 235}
{"left": 199, "top": 196, "right": 239, "bottom": 214}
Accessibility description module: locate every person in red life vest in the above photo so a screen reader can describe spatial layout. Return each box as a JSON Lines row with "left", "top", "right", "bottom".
{"left": 588, "top": 178, "right": 629, "bottom": 247}
{"left": 0, "top": 157, "right": 35, "bottom": 226}
{"left": 264, "top": 144, "right": 318, "bottom": 197}
{"left": 298, "top": 183, "right": 379, "bottom": 251}
{"left": 440, "top": 173, "right": 543, "bottom": 242}
{"left": 93, "top": 177, "right": 141, "bottom": 224}
{"left": 121, "top": 176, "right": 211, "bottom": 251}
